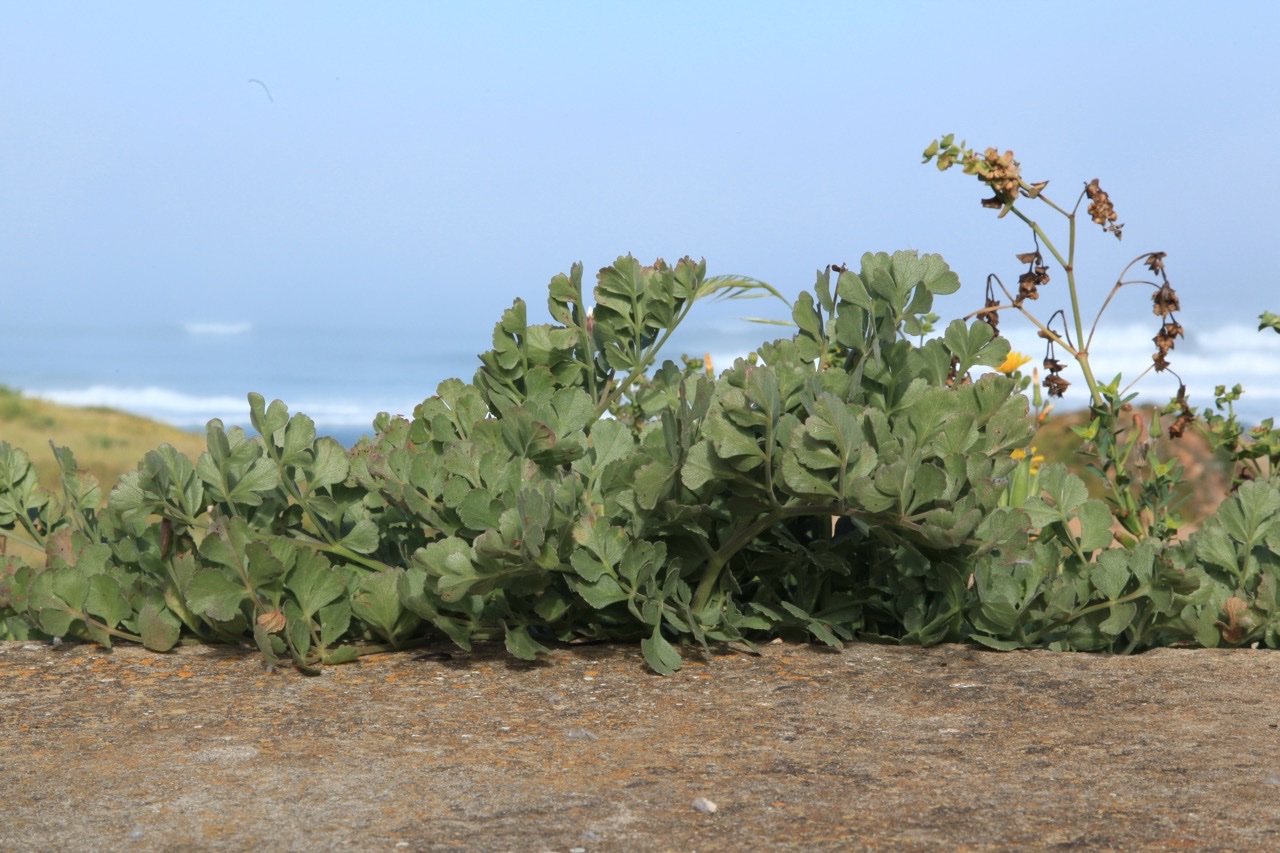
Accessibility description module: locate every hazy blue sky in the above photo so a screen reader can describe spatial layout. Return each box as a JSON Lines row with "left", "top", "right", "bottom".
{"left": 4, "top": 1, "right": 1277, "bottom": 359}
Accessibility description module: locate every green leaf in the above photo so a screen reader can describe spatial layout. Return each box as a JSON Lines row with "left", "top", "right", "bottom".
{"left": 1222, "top": 481, "right": 1280, "bottom": 545}
{"left": 1077, "top": 500, "right": 1115, "bottom": 553}
{"left": 1098, "top": 601, "right": 1137, "bottom": 637}
{"left": 458, "top": 489, "right": 504, "bottom": 531}
{"left": 570, "top": 571, "right": 629, "bottom": 608}
{"left": 138, "top": 602, "right": 181, "bottom": 652}
{"left": 1039, "top": 464, "right": 1088, "bottom": 516}
{"left": 323, "top": 645, "right": 361, "bottom": 665}
{"left": 338, "top": 518, "right": 380, "bottom": 554}
{"left": 287, "top": 551, "right": 346, "bottom": 618}
{"left": 249, "top": 393, "right": 291, "bottom": 440}
{"left": 85, "top": 574, "right": 131, "bottom": 628}
{"left": 350, "top": 569, "right": 417, "bottom": 645}
{"left": 572, "top": 516, "right": 628, "bottom": 569}
{"left": 319, "top": 601, "right": 353, "bottom": 648}
{"left": 308, "top": 438, "right": 350, "bottom": 492}
{"left": 283, "top": 600, "right": 312, "bottom": 662}
{"left": 279, "top": 414, "right": 317, "bottom": 467}
{"left": 35, "top": 608, "right": 75, "bottom": 638}
{"left": 680, "top": 441, "right": 719, "bottom": 492}
{"left": 199, "top": 517, "right": 254, "bottom": 572}
{"left": 1092, "top": 549, "right": 1131, "bottom": 600}
{"left": 586, "top": 418, "right": 635, "bottom": 471}
{"left": 641, "top": 625, "right": 683, "bottom": 675}
{"left": 1196, "top": 524, "right": 1240, "bottom": 575}
{"left": 187, "top": 570, "right": 249, "bottom": 622}
{"left": 226, "top": 457, "right": 281, "bottom": 506}
{"left": 503, "top": 622, "right": 549, "bottom": 661}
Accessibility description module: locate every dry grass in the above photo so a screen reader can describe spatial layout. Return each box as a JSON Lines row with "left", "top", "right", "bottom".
{"left": 0, "top": 386, "right": 208, "bottom": 492}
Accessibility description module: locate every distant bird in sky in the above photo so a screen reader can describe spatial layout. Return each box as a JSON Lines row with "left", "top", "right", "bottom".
{"left": 247, "top": 78, "right": 274, "bottom": 103}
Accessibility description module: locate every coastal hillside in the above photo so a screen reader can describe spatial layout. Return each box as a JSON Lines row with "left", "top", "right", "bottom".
{"left": 0, "top": 385, "right": 207, "bottom": 495}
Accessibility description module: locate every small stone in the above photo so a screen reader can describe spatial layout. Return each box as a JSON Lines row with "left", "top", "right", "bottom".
{"left": 692, "top": 797, "right": 717, "bottom": 814}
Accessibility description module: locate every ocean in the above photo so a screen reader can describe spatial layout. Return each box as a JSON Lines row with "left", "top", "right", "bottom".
{"left": 0, "top": 319, "right": 484, "bottom": 449}
{"left": 2, "top": 316, "right": 1277, "bottom": 450}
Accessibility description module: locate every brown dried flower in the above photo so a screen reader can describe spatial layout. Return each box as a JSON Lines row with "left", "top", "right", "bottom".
{"left": 980, "top": 297, "right": 1000, "bottom": 336}
{"left": 1152, "top": 282, "right": 1180, "bottom": 317}
{"left": 1153, "top": 320, "right": 1184, "bottom": 355}
{"left": 1145, "top": 252, "right": 1167, "bottom": 274}
{"left": 944, "top": 354, "right": 973, "bottom": 388}
{"left": 1043, "top": 373, "right": 1070, "bottom": 398}
{"left": 1013, "top": 250, "right": 1051, "bottom": 305}
{"left": 256, "top": 609, "right": 288, "bottom": 634}
{"left": 1167, "top": 384, "right": 1194, "bottom": 439}
{"left": 1084, "top": 179, "right": 1123, "bottom": 239}
{"left": 1216, "top": 596, "right": 1253, "bottom": 645}
{"left": 974, "top": 148, "right": 1023, "bottom": 215}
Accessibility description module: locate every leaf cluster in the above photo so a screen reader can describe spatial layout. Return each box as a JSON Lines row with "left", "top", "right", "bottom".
{"left": 3, "top": 252, "right": 1278, "bottom": 673}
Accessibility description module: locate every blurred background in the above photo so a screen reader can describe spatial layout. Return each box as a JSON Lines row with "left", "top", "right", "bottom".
{"left": 3, "top": 1, "right": 1278, "bottom": 446}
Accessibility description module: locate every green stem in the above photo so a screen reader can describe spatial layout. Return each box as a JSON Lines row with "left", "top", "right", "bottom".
{"left": 690, "top": 503, "right": 890, "bottom": 614}
{"left": 1009, "top": 204, "right": 1104, "bottom": 408}
{"left": 1024, "top": 585, "right": 1150, "bottom": 645}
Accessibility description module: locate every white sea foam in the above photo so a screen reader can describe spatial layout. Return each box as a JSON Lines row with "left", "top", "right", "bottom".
{"left": 30, "top": 385, "right": 421, "bottom": 431}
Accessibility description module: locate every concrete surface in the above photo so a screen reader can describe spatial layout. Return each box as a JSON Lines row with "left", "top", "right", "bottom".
{"left": 2, "top": 639, "right": 1277, "bottom": 851}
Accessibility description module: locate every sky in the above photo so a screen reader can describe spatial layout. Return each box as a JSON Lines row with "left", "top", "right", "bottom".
{"left": 3, "top": 1, "right": 1279, "bottom": 421}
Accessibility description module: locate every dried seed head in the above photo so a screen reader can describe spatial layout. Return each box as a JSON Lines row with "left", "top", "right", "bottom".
{"left": 1043, "top": 373, "right": 1071, "bottom": 398}
{"left": 1011, "top": 250, "right": 1050, "bottom": 306}
{"left": 1152, "top": 282, "right": 1180, "bottom": 317}
{"left": 974, "top": 148, "right": 1023, "bottom": 215}
{"left": 1145, "top": 252, "right": 1167, "bottom": 274}
{"left": 1167, "top": 384, "right": 1194, "bottom": 439}
{"left": 1084, "top": 179, "right": 1124, "bottom": 239}
{"left": 1153, "top": 320, "right": 1184, "bottom": 354}
{"left": 980, "top": 296, "right": 1001, "bottom": 336}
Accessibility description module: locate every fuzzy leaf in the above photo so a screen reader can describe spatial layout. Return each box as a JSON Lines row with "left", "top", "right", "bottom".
{"left": 570, "top": 571, "right": 629, "bottom": 608}
{"left": 338, "top": 518, "right": 380, "bottom": 554}
{"left": 308, "top": 438, "right": 350, "bottom": 491}
{"left": 85, "top": 574, "right": 131, "bottom": 628}
{"left": 187, "top": 570, "right": 249, "bottom": 622}
{"left": 288, "top": 552, "right": 346, "bottom": 618}
{"left": 503, "top": 622, "right": 549, "bottom": 660}
{"left": 1098, "top": 601, "right": 1137, "bottom": 637}
{"left": 1077, "top": 500, "right": 1115, "bottom": 553}
{"left": 138, "top": 602, "right": 181, "bottom": 652}
{"left": 641, "top": 626, "right": 683, "bottom": 675}
{"left": 1092, "top": 549, "right": 1131, "bottom": 600}
{"left": 350, "top": 570, "right": 416, "bottom": 645}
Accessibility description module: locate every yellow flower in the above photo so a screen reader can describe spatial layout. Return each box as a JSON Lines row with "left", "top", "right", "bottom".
{"left": 1012, "top": 445, "right": 1045, "bottom": 474}
{"left": 996, "top": 351, "right": 1032, "bottom": 375}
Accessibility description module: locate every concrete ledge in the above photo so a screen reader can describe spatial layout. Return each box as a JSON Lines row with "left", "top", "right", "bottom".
{"left": 2, "top": 640, "right": 1277, "bottom": 850}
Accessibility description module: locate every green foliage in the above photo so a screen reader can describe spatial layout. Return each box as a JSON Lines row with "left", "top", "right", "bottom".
{"left": 2, "top": 250, "right": 1278, "bottom": 674}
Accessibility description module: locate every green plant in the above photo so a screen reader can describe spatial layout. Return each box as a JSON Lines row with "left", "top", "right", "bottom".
{"left": 925, "top": 135, "right": 1280, "bottom": 651}
{"left": 2, "top": 145, "right": 1279, "bottom": 672}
